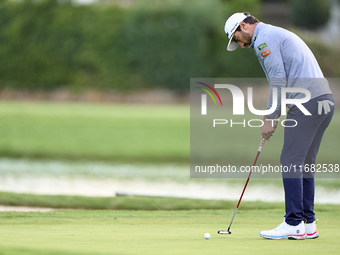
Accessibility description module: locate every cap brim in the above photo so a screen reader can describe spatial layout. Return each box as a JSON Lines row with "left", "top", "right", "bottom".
{"left": 227, "top": 37, "right": 239, "bottom": 51}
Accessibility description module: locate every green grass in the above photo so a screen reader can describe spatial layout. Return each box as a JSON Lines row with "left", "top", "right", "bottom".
{"left": 2, "top": 191, "right": 340, "bottom": 211}
{"left": 0, "top": 191, "right": 288, "bottom": 210}
{"left": 0, "top": 208, "right": 339, "bottom": 255}
{"left": 0, "top": 101, "right": 338, "bottom": 164}
{"left": 0, "top": 101, "right": 189, "bottom": 163}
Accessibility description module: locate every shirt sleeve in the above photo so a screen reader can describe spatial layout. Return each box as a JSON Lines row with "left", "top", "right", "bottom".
{"left": 255, "top": 37, "right": 287, "bottom": 119}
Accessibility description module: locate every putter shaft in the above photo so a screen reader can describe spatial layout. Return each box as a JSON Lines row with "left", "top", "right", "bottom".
{"left": 218, "top": 138, "right": 265, "bottom": 235}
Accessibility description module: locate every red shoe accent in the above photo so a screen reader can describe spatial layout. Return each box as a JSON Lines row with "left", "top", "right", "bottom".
{"left": 307, "top": 231, "right": 317, "bottom": 236}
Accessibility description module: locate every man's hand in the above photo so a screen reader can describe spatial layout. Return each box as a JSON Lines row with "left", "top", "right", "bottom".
{"left": 318, "top": 100, "right": 334, "bottom": 115}
{"left": 261, "top": 114, "right": 279, "bottom": 141}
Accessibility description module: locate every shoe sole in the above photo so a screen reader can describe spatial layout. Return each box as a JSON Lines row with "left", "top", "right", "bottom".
{"left": 260, "top": 234, "right": 288, "bottom": 240}
{"left": 306, "top": 232, "right": 319, "bottom": 239}
{"left": 288, "top": 233, "right": 307, "bottom": 240}
{"left": 260, "top": 234, "right": 307, "bottom": 240}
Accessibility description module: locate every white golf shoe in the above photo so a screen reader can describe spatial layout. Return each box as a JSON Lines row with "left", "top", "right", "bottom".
{"left": 305, "top": 220, "right": 319, "bottom": 239}
{"left": 260, "top": 220, "right": 307, "bottom": 240}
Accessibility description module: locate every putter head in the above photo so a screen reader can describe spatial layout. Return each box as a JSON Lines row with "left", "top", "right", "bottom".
{"left": 218, "top": 230, "right": 231, "bottom": 234}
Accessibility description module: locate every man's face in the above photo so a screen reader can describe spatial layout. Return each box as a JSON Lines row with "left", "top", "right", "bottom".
{"left": 232, "top": 28, "right": 253, "bottom": 48}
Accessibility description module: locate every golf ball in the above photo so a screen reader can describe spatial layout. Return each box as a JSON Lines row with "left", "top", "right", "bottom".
{"left": 204, "top": 233, "right": 210, "bottom": 239}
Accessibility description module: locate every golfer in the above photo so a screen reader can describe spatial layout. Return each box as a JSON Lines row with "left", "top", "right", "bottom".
{"left": 224, "top": 12, "right": 335, "bottom": 239}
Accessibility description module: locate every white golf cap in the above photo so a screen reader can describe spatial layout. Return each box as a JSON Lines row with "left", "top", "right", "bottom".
{"left": 224, "top": 12, "right": 249, "bottom": 51}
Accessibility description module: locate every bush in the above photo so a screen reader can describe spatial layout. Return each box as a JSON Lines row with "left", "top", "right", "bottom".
{"left": 290, "top": 0, "right": 331, "bottom": 30}
{"left": 71, "top": 5, "right": 130, "bottom": 91}
{"left": 0, "top": 0, "right": 337, "bottom": 94}
{"left": 119, "top": 0, "right": 265, "bottom": 93}
{"left": 119, "top": 0, "right": 221, "bottom": 93}
{"left": 0, "top": 0, "right": 267, "bottom": 93}
{"left": 0, "top": 0, "right": 92, "bottom": 90}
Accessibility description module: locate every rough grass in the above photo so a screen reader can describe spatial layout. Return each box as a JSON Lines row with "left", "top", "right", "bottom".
{"left": 0, "top": 192, "right": 285, "bottom": 210}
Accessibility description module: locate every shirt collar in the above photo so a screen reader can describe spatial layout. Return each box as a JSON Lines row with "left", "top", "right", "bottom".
{"left": 250, "top": 22, "right": 264, "bottom": 48}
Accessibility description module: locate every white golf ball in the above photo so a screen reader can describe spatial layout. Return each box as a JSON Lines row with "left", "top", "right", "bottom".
{"left": 204, "top": 233, "right": 210, "bottom": 239}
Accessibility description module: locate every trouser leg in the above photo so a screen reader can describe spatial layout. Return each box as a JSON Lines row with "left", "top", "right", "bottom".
{"left": 280, "top": 95, "right": 334, "bottom": 226}
{"left": 302, "top": 104, "right": 334, "bottom": 223}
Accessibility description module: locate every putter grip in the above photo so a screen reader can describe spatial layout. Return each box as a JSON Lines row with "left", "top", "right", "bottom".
{"left": 258, "top": 139, "right": 265, "bottom": 152}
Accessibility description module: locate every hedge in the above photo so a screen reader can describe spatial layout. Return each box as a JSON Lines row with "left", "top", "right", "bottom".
{"left": 0, "top": 0, "right": 337, "bottom": 94}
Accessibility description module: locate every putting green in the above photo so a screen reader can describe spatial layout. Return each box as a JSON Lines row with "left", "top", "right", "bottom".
{"left": 0, "top": 209, "right": 339, "bottom": 255}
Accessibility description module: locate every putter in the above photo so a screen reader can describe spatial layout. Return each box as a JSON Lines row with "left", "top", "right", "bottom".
{"left": 218, "top": 138, "right": 266, "bottom": 235}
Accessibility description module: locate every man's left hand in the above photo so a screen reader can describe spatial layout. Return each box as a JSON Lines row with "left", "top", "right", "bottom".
{"left": 261, "top": 114, "right": 279, "bottom": 141}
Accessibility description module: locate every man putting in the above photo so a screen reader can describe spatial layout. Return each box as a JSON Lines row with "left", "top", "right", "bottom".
{"left": 224, "top": 12, "right": 334, "bottom": 240}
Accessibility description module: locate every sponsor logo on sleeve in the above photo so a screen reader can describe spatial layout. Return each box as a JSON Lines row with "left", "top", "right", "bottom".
{"left": 257, "top": 42, "right": 268, "bottom": 51}
{"left": 261, "top": 50, "right": 271, "bottom": 57}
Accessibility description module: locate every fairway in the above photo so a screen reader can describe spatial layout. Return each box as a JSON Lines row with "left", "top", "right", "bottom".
{"left": 0, "top": 101, "right": 189, "bottom": 163}
{"left": 0, "top": 101, "right": 338, "bottom": 164}
{"left": 0, "top": 208, "right": 339, "bottom": 255}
